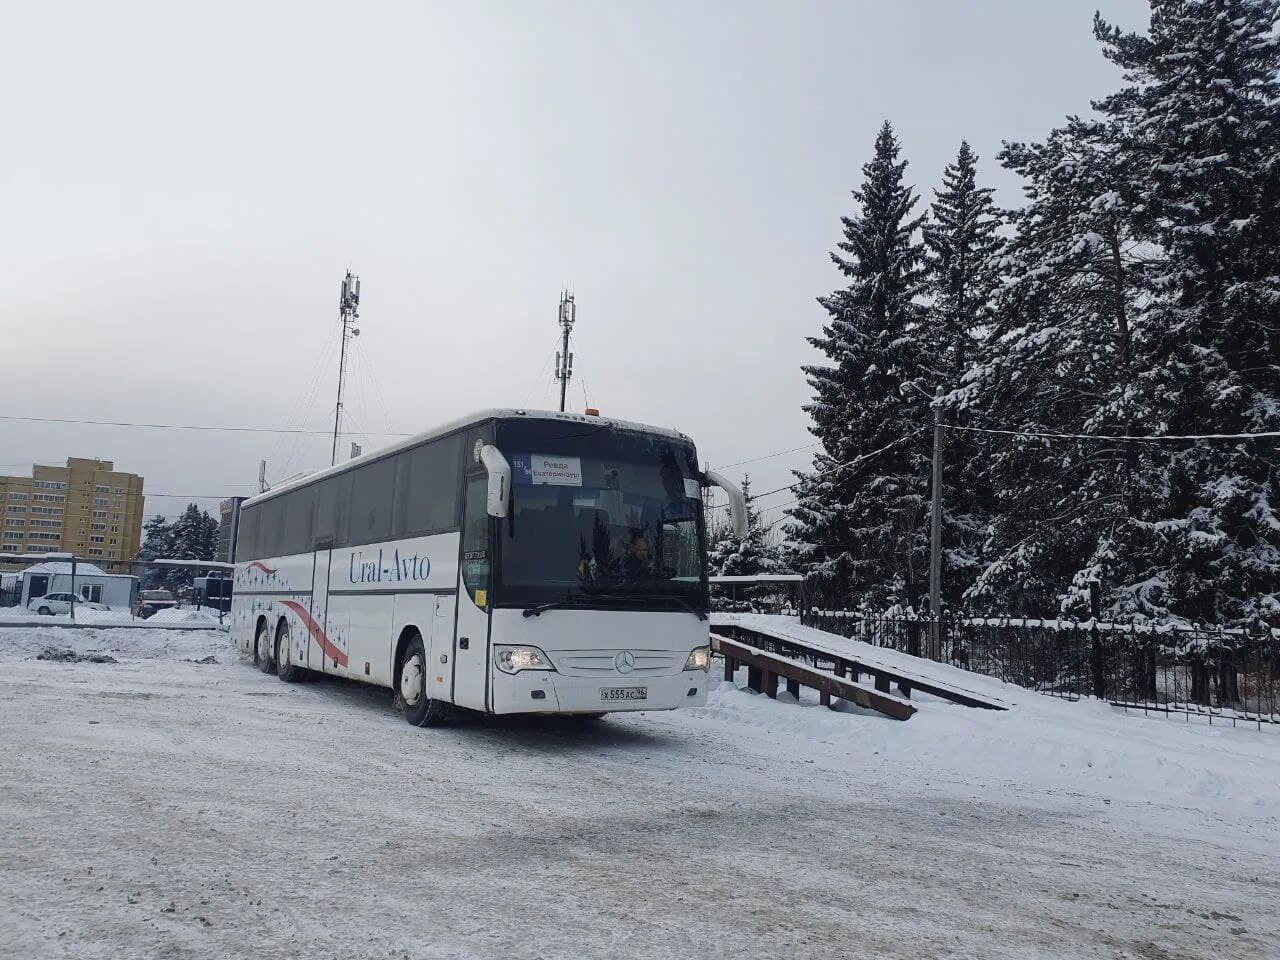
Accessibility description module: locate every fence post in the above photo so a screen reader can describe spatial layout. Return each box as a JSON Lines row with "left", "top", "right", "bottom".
{"left": 1089, "top": 581, "right": 1105, "bottom": 700}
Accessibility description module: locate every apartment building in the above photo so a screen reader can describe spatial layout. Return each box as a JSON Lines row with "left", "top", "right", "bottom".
{"left": 0, "top": 458, "right": 144, "bottom": 573}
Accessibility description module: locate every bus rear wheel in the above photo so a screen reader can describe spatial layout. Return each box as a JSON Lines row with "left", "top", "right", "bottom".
{"left": 255, "top": 620, "right": 274, "bottom": 672}
{"left": 399, "top": 633, "right": 449, "bottom": 727}
{"left": 276, "top": 622, "right": 300, "bottom": 683}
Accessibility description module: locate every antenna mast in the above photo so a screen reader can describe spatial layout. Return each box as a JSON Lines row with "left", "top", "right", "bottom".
{"left": 332, "top": 270, "right": 361, "bottom": 465}
{"left": 554, "top": 290, "right": 576, "bottom": 413}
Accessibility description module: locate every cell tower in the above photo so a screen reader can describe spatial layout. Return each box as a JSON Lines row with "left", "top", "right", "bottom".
{"left": 554, "top": 290, "right": 576, "bottom": 413}
{"left": 332, "top": 270, "right": 362, "bottom": 465}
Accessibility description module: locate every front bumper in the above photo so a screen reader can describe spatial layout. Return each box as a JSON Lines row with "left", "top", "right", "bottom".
{"left": 490, "top": 667, "right": 709, "bottom": 714}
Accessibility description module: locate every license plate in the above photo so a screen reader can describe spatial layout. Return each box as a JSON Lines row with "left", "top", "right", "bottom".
{"left": 600, "top": 686, "right": 648, "bottom": 701}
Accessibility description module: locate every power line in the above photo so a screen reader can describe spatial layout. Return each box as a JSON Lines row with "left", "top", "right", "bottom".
{"left": 143, "top": 492, "right": 245, "bottom": 499}
{"left": 0, "top": 414, "right": 411, "bottom": 437}
{"left": 943, "top": 424, "right": 1280, "bottom": 443}
{"left": 709, "top": 429, "right": 926, "bottom": 511}
{"left": 720, "top": 442, "right": 820, "bottom": 469}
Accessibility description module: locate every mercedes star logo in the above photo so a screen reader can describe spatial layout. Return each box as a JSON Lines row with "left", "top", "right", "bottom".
{"left": 614, "top": 651, "right": 636, "bottom": 674}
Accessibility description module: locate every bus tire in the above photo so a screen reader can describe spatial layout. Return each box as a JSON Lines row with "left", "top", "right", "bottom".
{"left": 256, "top": 620, "right": 274, "bottom": 672}
{"left": 276, "top": 622, "right": 300, "bottom": 683}
{"left": 399, "top": 633, "right": 448, "bottom": 727}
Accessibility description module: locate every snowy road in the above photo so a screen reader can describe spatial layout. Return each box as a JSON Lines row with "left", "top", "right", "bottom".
{"left": 1, "top": 626, "right": 1278, "bottom": 960}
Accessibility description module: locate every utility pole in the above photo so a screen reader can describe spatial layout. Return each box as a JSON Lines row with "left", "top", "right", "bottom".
{"left": 332, "top": 270, "right": 362, "bottom": 465}
{"left": 554, "top": 291, "right": 576, "bottom": 413}
{"left": 928, "top": 387, "right": 944, "bottom": 659}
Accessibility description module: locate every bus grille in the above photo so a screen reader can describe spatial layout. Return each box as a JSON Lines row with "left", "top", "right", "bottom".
{"left": 550, "top": 651, "right": 681, "bottom": 677}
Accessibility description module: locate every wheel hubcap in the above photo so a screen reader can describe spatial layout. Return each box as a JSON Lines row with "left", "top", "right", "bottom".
{"left": 401, "top": 654, "right": 423, "bottom": 705}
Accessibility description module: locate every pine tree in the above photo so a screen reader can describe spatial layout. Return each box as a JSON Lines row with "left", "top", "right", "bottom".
{"left": 960, "top": 118, "right": 1151, "bottom": 616}
{"left": 957, "top": 1, "right": 1280, "bottom": 624}
{"left": 922, "top": 142, "right": 1005, "bottom": 604}
{"left": 1091, "top": 0, "right": 1280, "bottom": 623}
{"left": 790, "top": 121, "right": 932, "bottom": 609}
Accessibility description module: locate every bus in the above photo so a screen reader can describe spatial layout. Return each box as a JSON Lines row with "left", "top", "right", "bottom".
{"left": 230, "top": 408, "right": 746, "bottom": 726}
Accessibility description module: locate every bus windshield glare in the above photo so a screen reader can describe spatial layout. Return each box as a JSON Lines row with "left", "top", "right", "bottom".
{"left": 495, "top": 421, "right": 706, "bottom": 611}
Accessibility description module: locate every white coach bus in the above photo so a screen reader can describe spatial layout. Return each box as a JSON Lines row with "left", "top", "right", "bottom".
{"left": 230, "top": 409, "right": 746, "bottom": 726}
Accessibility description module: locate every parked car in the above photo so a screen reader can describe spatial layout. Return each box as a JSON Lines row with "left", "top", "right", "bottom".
{"left": 28, "top": 593, "right": 110, "bottom": 615}
{"left": 138, "top": 589, "right": 178, "bottom": 619}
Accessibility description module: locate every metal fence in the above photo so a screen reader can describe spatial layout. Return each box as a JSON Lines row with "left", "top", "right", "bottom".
{"left": 801, "top": 611, "right": 1280, "bottom": 730}
{"left": 0, "top": 554, "right": 232, "bottom": 620}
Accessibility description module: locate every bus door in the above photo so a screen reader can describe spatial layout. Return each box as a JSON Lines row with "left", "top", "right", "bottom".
{"left": 428, "top": 593, "right": 456, "bottom": 703}
{"left": 310, "top": 536, "right": 334, "bottom": 672}
{"left": 453, "top": 475, "right": 492, "bottom": 710}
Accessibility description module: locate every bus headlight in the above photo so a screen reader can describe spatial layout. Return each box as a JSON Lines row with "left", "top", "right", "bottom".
{"left": 495, "top": 645, "right": 554, "bottom": 674}
{"left": 683, "top": 646, "right": 711, "bottom": 672}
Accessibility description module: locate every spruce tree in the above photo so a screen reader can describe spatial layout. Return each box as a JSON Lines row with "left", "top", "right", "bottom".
{"left": 923, "top": 141, "right": 1003, "bottom": 377}
{"left": 709, "top": 476, "right": 779, "bottom": 578}
{"left": 709, "top": 476, "right": 784, "bottom": 609}
{"left": 141, "top": 504, "right": 219, "bottom": 593}
{"left": 137, "top": 515, "right": 175, "bottom": 589}
{"left": 922, "top": 142, "right": 1005, "bottom": 604}
{"left": 790, "top": 121, "right": 931, "bottom": 609}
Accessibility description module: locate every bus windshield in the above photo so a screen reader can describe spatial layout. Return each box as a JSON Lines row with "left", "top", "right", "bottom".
{"left": 495, "top": 420, "right": 707, "bottom": 611}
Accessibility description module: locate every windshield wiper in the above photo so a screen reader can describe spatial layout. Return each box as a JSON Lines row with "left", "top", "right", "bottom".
{"left": 581, "top": 586, "right": 708, "bottom": 621}
{"left": 638, "top": 592, "right": 708, "bottom": 620}
{"left": 522, "top": 593, "right": 591, "bottom": 618}
{"left": 524, "top": 588, "right": 708, "bottom": 620}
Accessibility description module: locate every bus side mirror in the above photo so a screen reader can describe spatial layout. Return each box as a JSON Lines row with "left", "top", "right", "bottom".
{"left": 704, "top": 468, "right": 748, "bottom": 538}
{"left": 477, "top": 445, "right": 511, "bottom": 519}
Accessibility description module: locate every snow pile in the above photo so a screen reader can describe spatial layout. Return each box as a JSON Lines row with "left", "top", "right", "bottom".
{"left": 146, "top": 607, "right": 226, "bottom": 627}
{"left": 0, "top": 625, "right": 234, "bottom": 664}
{"left": 0, "top": 606, "right": 227, "bottom": 630}
{"left": 700, "top": 670, "right": 1280, "bottom": 820}
{"left": 701, "top": 618, "right": 1280, "bottom": 820}
{"left": 0, "top": 607, "right": 134, "bottom": 623}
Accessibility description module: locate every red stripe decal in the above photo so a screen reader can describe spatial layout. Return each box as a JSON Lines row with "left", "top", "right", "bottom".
{"left": 249, "top": 561, "right": 278, "bottom": 575}
{"left": 280, "top": 600, "right": 348, "bottom": 668}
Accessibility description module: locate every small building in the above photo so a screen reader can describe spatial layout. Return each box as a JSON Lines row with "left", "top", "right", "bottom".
{"left": 19, "top": 561, "right": 140, "bottom": 611}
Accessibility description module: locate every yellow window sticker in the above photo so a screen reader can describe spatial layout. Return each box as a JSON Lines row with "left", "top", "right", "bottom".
{"left": 474, "top": 588, "right": 487, "bottom": 609}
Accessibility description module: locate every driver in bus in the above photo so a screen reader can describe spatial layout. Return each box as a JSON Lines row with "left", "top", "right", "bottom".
{"left": 621, "top": 529, "right": 655, "bottom": 579}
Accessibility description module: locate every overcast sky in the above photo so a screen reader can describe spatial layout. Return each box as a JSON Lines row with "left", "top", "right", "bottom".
{"left": 1, "top": 0, "right": 1148, "bottom": 523}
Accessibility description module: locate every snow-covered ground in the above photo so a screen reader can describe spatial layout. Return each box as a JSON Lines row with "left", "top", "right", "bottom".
{"left": 0, "top": 606, "right": 227, "bottom": 630}
{"left": 1, "top": 624, "right": 1277, "bottom": 960}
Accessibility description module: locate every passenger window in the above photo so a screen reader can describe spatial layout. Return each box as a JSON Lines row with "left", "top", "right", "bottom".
{"left": 400, "top": 435, "right": 463, "bottom": 536}
{"left": 461, "top": 475, "right": 490, "bottom": 607}
{"left": 349, "top": 459, "right": 395, "bottom": 545}
{"left": 314, "top": 474, "right": 349, "bottom": 546}
{"left": 235, "top": 507, "right": 258, "bottom": 560}
{"left": 282, "top": 489, "right": 314, "bottom": 555}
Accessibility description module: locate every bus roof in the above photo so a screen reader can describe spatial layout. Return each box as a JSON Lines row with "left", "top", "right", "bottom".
{"left": 242, "top": 408, "right": 692, "bottom": 509}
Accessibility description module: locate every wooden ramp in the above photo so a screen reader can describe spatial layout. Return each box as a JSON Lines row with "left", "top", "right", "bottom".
{"left": 711, "top": 633, "right": 916, "bottom": 720}
{"left": 712, "top": 618, "right": 1010, "bottom": 712}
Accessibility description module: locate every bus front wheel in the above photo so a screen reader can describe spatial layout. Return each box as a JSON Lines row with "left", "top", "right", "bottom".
{"left": 399, "top": 633, "right": 449, "bottom": 727}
